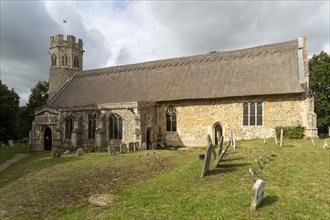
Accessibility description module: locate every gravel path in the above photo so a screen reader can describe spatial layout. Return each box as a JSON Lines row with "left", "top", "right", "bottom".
{"left": 0, "top": 153, "right": 32, "bottom": 172}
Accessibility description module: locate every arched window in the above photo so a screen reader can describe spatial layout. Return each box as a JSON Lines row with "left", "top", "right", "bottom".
{"left": 62, "top": 55, "right": 68, "bottom": 66}
{"left": 73, "top": 55, "right": 79, "bottom": 68}
{"left": 108, "top": 114, "right": 122, "bottom": 140}
{"left": 65, "top": 117, "right": 74, "bottom": 139}
{"left": 88, "top": 113, "right": 96, "bottom": 139}
{"left": 166, "top": 106, "right": 177, "bottom": 132}
{"left": 51, "top": 54, "right": 57, "bottom": 66}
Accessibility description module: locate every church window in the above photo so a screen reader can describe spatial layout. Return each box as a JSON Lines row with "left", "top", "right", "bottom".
{"left": 65, "top": 117, "right": 74, "bottom": 139}
{"left": 108, "top": 114, "right": 122, "bottom": 140}
{"left": 62, "top": 55, "right": 68, "bottom": 66}
{"left": 243, "top": 102, "right": 263, "bottom": 126}
{"left": 73, "top": 55, "right": 79, "bottom": 68}
{"left": 51, "top": 54, "right": 57, "bottom": 66}
{"left": 166, "top": 106, "right": 177, "bottom": 132}
{"left": 88, "top": 113, "right": 96, "bottom": 139}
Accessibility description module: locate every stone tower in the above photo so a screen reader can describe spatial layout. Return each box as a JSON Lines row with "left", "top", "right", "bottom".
{"left": 48, "top": 34, "right": 84, "bottom": 100}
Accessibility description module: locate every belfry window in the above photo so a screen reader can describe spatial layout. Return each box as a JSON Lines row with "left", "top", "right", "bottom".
{"left": 73, "top": 55, "right": 79, "bottom": 68}
{"left": 51, "top": 54, "right": 57, "bottom": 66}
{"left": 243, "top": 102, "right": 263, "bottom": 126}
{"left": 65, "top": 117, "right": 74, "bottom": 138}
{"left": 62, "top": 55, "right": 68, "bottom": 66}
{"left": 108, "top": 114, "right": 122, "bottom": 140}
{"left": 166, "top": 106, "right": 177, "bottom": 132}
{"left": 88, "top": 113, "right": 96, "bottom": 139}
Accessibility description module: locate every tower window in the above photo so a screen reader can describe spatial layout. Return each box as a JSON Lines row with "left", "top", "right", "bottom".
{"left": 108, "top": 114, "right": 122, "bottom": 140}
{"left": 166, "top": 106, "right": 177, "bottom": 132}
{"left": 62, "top": 55, "right": 68, "bottom": 66}
{"left": 74, "top": 55, "right": 79, "bottom": 68}
{"left": 88, "top": 113, "right": 96, "bottom": 139}
{"left": 51, "top": 54, "right": 57, "bottom": 66}
{"left": 65, "top": 116, "right": 74, "bottom": 139}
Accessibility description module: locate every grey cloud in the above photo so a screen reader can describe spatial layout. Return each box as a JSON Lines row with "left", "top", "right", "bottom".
{"left": 115, "top": 46, "right": 131, "bottom": 65}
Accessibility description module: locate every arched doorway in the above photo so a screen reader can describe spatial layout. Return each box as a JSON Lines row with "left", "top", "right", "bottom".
{"left": 44, "top": 127, "right": 52, "bottom": 151}
{"left": 214, "top": 124, "right": 223, "bottom": 145}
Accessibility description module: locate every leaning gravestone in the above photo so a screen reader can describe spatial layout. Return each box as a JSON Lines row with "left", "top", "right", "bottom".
{"left": 255, "top": 159, "right": 262, "bottom": 170}
{"left": 200, "top": 143, "right": 213, "bottom": 178}
{"left": 76, "top": 148, "right": 83, "bottom": 156}
{"left": 249, "top": 168, "right": 257, "bottom": 176}
{"left": 214, "top": 141, "right": 231, "bottom": 168}
{"left": 120, "top": 143, "right": 127, "bottom": 153}
{"left": 159, "top": 141, "right": 165, "bottom": 149}
{"left": 206, "top": 135, "right": 217, "bottom": 159}
{"left": 64, "top": 150, "right": 71, "bottom": 155}
{"left": 217, "top": 136, "right": 224, "bottom": 157}
{"left": 108, "top": 145, "right": 116, "bottom": 156}
{"left": 251, "top": 179, "right": 265, "bottom": 211}
{"left": 141, "top": 143, "right": 147, "bottom": 150}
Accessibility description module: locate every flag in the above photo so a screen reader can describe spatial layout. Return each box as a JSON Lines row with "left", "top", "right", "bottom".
{"left": 62, "top": 18, "right": 67, "bottom": 24}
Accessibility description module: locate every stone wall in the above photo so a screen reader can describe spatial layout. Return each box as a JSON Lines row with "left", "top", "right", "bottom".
{"left": 156, "top": 93, "right": 315, "bottom": 147}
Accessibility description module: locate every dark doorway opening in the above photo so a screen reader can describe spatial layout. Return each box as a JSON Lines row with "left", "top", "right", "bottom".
{"left": 44, "top": 127, "right": 52, "bottom": 151}
{"left": 215, "top": 124, "right": 223, "bottom": 144}
{"left": 146, "top": 128, "right": 152, "bottom": 150}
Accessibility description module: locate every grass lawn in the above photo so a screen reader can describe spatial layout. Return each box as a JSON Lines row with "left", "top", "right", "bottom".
{"left": 0, "top": 138, "right": 329, "bottom": 219}
{"left": 0, "top": 144, "right": 29, "bottom": 164}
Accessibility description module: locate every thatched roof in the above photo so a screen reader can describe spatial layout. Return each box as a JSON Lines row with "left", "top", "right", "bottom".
{"left": 49, "top": 39, "right": 305, "bottom": 108}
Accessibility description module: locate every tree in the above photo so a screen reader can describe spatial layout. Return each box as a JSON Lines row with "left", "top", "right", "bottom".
{"left": 309, "top": 51, "right": 330, "bottom": 135}
{"left": 0, "top": 80, "right": 19, "bottom": 143}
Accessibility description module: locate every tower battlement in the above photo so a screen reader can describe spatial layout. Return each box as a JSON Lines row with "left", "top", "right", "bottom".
{"left": 50, "top": 34, "right": 83, "bottom": 50}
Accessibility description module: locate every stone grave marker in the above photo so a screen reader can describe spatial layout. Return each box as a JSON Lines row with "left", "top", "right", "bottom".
{"left": 259, "top": 156, "right": 265, "bottom": 165}
{"left": 8, "top": 140, "right": 15, "bottom": 147}
{"left": 200, "top": 143, "right": 213, "bottom": 178}
{"left": 255, "top": 159, "right": 262, "bottom": 170}
{"left": 274, "top": 129, "right": 278, "bottom": 145}
{"left": 64, "top": 150, "right": 71, "bottom": 155}
{"left": 128, "top": 142, "right": 135, "bottom": 152}
{"left": 233, "top": 137, "right": 237, "bottom": 149}
{"left": 108, "top": 145, "right": 116, "bottom": 156}
{"left": 251, "top": 179, "right": 265, "bottom": 211}
{"left": 52, "top": 148, "right": 61, "bottom": 159}
{"left": 217, "top": 136, "right": 224, "bottom": 157}
{"left": 216, "top": 131, "right": 221, "bottom": 142}
{"left": 134, "top": 142, "right": 139, "bottom": 151}
{"left": 230, "top": 128, "right": 233, "bottom": 146}
{"left": 120, "top": 143, "right": 127, "bottom": 153}
{"left": 76, "top": 148, "right": 83, "bottom": 156}
{"left": 159, "top": 141, "right": 165, "bottom": 149}
{"left": 311, "top": 139, "right": 315, "bottom": 147}
{"left": 207, "top": 134, "right": 212, "bottom": 144}
{"left": 323, "top": 142, "right": 328, "bottom": 149}
{"left": 88, "top": 194, "right": 118, "bottom": 207}
{"left": 141, "top": 142, "right": 147, "bottom": 150}
{"left": 279, "top": 129, "right": 283, "bottom": 147}
{"left": 263, "top": 137, "right": 266, "bottom": 145}
{"left": 214, "top": 141, "right": 231, "bottom": 168}
{"left": 249, "top": 168, "right": 257, "bottom": 176}
{"left": 206, "top": 135, "right": 216, "bottom": 159}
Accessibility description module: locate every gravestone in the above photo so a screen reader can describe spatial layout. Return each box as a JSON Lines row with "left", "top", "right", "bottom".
{"left": 159, "top": 141, "right": 165, "bottom": 149}
{"left": 134, "top": 142, "right": 139, "bottom": 151}
{"left": 230, "top": 128, "right": 233, "bottom": 146}
{"left": 52, "top": 149, "right": 61, "bottom": 159}
{"left": 323, "top": 142, "right": 328, "bottom": 149}
{"left": 8, "top": 140, "right": 15, "bottom": 147}
{"left": 200, "top": 143, "right": 213, "bottom": 178}
{"left": 217, "top": 136, "right": 224, "bottom": 157}
{"left": 255, "top": 159, "right": 262, "bottom": 170}
{"left": 206, "top": 135, "right": 216, "bottom": 159}
{"left": 249, "top": 168, "right": 257, "bottom": 176}
{"left": 263, "top": 137, "right": 266, "bottom": 145}
{"left": 279, "top": 129, "right": 283, "bottom": 148}
{"left": 76, "top": 148, "right": 83, "bottom": 156}
{"left": 274, "top": 129, "right": 278, "bottom": 145}
{"left": 64, "top": 150, "right": 71, "bottom": 155}
{"left": 88, "top": 194, "right": 118, "bottom": 207}
{"left": 128, "top": 142, "right": 134, "bottom": 152}
{"left": 207, "top": 134, "right": 212, "bottom": 144}
{"left": 251, "top": 179, "right": 265, "bottom": 211}
{"left": 214, "top": 142, "right": 231, "bottom": 168}
{"left": 216, "top": 131, "right": 221, "bottom": 142}
{"left": 141, "top": 143, "right": 147, "bottom": 150}
{"left": 120, "top": 143, "right": 127, "bottom": 153}
{"left": 108, "top": 145, "right": 116, "bottom": 156}
{"left": 233, "top": 137, "right": 237, "bottom": 149}
{"left": 259, "top": 156, "right": 264, "bottom": 165}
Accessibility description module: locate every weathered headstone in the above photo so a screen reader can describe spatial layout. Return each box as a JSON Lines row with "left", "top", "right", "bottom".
{"left": 259, "top": 156, "right": 265, "bottom": 165}
{"left": 8, "top": 140, "right": 15, "bottom": 147}
{"left": 217, "top": 136, "right": 224, "bottom": 157}
{"left": 200, "top": 143, "right": 213, "bottom": 178}
{"left": 255, "top": 159, "right": 262, "bottom": 170}
{"left": 214, "top": 142, "right": 231, "bottom": 168}
{"left": 311, "top": 139, "right": 315, "bottom": 147}
{"left": 64, "top": 150, "right": 71, "bottom": 155}
{"left": 216, "top": 131, "right": 221, "bottom": 142}
{"left": 323, "top": 142, "right": 328, "bottom": 149}
{"left": 230, "top": 128, "right": 233, "bottom": 146}
{"left": 88, "top": 194, "right": 118, "bottom": 207}
{"left": 134, "top": 142, "right": 139, "bottom": 151}
{"left": 141, "top": 142, "right": 147, "bottom": 150}
{"left": 76, "top": 148, "right": 83, "bottom": 156}
{"left": 207, "top": 135, "right": 216, "bottom": 159}
{"left": 159, "top": 141, "right": 165, "bottom": 149}
{"left": 251, "top": 179, "right": 265, "bottom": 211}
{"left": 233, "top": 137, "right": 237, "bottom": 149}
{"left": 108, "top": 145, "right": 116, "bottom": 156}
{"left": 249, "top": 168, "right": 257, "bottom": 176}
{"left": 279, "top": 129, "right": 283, "bottom": 148}
{"left": 52, "top": 149, "right": 61, "bottom": 159}
{"left": 128, "top": 142, "right": 134, "bottom": 152}
{"left": 263, "top": 137, "right": 267, "bottom": 145}
{"left": 274, "top": 129, "right": 278, "bottom": 145}
{"left": 120, "top": 143, "right": 127, "bottom": 153}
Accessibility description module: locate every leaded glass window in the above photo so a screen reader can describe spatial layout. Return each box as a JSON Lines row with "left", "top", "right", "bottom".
{"left": 166, "top": 106, "right": 177, "bottom": 132}
{"left": 109, "top": 114, "right": 122, "bottom": 140}
{"left": 243, "top": 102, "right": 263, "bottom": 126}
{"left": 88, "top": 113, "right": 96, "bottom": 139}
{"left": 65, "top": 117, "right": 74, "bottom": 139}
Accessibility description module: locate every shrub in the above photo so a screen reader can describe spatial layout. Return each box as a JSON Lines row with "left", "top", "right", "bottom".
{"left": 275, "top": 125, "right": 304, "bottom": 139}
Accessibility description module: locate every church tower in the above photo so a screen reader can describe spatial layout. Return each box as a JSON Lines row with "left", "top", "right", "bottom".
{"left": 48, "top": 34, "right": 84, "bottom": 100}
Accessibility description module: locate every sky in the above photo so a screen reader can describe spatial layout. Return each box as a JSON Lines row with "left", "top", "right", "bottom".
{"left": 1, "top": 1, "right": 329, "bottom": 106}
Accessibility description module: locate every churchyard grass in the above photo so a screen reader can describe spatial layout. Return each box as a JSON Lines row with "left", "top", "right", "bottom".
{"left": 0, "top": 144, "right": 28, "bottom": 164}
{"left": 0, "top": 138, "right": 329, "bottom": 219}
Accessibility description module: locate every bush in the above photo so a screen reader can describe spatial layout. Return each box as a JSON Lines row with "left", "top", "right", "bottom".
{"left": 275, "top": 125, "right": 304, "bottom": 139}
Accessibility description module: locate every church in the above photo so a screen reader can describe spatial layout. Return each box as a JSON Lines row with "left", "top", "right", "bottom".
{"left": 29, "top": 34, "right": 318, "bottom": 152}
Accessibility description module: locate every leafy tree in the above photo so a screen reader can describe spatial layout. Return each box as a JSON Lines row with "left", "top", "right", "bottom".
{"left": 0, "top": 80, "right": 19, "bottom": 143}
{"left": 309, "top": 51, "right": 330, "bottom": 134}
